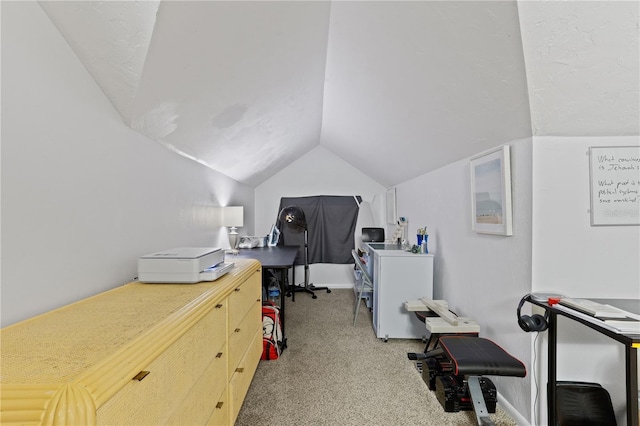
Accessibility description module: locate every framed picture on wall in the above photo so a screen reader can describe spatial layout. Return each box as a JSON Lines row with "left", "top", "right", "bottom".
{"left": 470, "top": 145, "right": 513, "bottom": 236}
{"left": 386, "top": 187, "right": 397, "bottom": 225}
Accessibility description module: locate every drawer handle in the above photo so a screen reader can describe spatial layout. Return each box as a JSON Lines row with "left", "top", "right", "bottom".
{"left": 235, "top": 328, "right": 241, "bottom": 333}
{"left": 216, "top": 402, "right": 224, "bottom": 409}
{"left": 235, "top": 288, "right": 241, "bottom": 292}
{"left": 216, "top": 352, "right": 223, "bottom": 358}
{"left": 235, "top": 367, "right": 244, "bottom": 373}
{"left": 132, "top": 371, "right": 150, "bottom": 381}
{"left": 215, "top": 303, "right": 223, "bottom": 309}
{"left": 256, "top": 298, "right": 261, "bottom": 302}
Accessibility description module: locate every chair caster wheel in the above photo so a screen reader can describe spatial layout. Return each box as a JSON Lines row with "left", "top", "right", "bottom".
{"left": 327, "top": 289, "right": 332, "bottom": 293}
{"left": 312, "top": 294, "right": 318, "bottom": 299}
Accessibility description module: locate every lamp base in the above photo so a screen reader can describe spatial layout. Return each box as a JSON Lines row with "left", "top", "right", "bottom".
{"left": 228, "top": 227, "right": 239, "bottom": 250}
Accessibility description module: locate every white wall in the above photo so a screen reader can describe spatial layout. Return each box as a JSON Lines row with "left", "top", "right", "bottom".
{"left": 532, "top": 136, "right": 640, "bottom": 425}
{"left": 255, "top": 145, "right": 386, "bottom": 286}
{"left": 532, "top": 136, "right": 640, "bottom": 298}
{"left": 395, "top": 136, "right": 640, "bottom": 424}
{"left": 518, "top": 1, "right": 639, "bottom": 137}
{"left": 395, "top": 138, "right": 534, "bottom": 421}
{"left": 1, "top": 2, "right": 254, "bottom": 327}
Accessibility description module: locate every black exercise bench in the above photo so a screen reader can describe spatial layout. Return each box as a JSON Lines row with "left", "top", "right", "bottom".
{"left": 410, "top": 335, "right": 526, "bottom": 426}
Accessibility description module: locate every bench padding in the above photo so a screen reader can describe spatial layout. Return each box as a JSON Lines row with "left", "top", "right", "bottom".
{"left": 439, "top": 336, "right": 526, "bottom": 377}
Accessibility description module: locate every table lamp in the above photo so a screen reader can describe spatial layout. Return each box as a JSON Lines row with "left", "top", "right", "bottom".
{"left": 223, "top": 206, "right": 244, "bottom": 250}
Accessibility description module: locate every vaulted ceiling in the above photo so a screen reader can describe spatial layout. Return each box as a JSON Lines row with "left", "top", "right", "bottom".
{"left": 38, "top": 1, "right": 639, "bottom": 187}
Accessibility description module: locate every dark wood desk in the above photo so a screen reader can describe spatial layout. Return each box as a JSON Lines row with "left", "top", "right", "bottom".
{"left": 527, "top": 296, "right": 640, "bottom": 426}
{"left": 234, "top": 246, "right": 298, "bottom": 347}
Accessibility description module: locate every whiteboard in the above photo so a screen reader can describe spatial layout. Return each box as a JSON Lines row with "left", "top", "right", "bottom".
{"left": 589, "top": 146, "right": 640, "bottom": 226}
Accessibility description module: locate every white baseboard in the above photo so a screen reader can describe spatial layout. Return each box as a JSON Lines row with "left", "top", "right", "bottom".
{"left": 320, "top": 283, "right": 354, "bottom": 289}
{"left": 497, "top": 392, "right": 530, "bottom": 425}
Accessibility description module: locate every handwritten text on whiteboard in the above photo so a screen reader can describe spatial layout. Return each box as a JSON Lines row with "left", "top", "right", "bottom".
{"left": 589, "top": 146, "right": 640, "bottom": 226}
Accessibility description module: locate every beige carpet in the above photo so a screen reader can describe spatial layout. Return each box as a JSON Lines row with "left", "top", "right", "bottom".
{"left": 236, "top": 288, "right": 517, "bottom": 426}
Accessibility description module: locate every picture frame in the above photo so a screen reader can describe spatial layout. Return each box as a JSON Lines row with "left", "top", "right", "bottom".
{"left": 386, "top": 187, "right": 397, "bottom": 225}
{"left": 470, "top": 145, "right": 513, "bottom": 236}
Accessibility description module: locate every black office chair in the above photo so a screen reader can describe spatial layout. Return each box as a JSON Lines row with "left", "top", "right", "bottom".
{"left": 556, "top": 381, "right": 617, "bottom": 426}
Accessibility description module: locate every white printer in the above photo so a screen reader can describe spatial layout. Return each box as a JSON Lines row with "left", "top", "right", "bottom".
{"left": 137, "top": 247, "right": 233, "bottom": 283}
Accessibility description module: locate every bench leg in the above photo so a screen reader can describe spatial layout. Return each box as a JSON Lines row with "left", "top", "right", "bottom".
{"left": 468, "top": 376, "right": 495, "bottom": 426}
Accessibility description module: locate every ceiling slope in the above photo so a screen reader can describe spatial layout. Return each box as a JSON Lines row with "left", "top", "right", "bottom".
{"left": 37, "top": 1, "right": 638, "bottom": 188}
{"left": 321, "top": 1, "right": 532, "bottom": 187}
{"left": 39, "top": 1, "right": 331, "bottom": 187}
{"left": 38, "top": 0, "right": 160, "bottom": 123}
{"left": 130, "top": 1, "right": 332, "bottom": 186}
{"left": 518, "top": 1, "right": 639, "bottom": 136}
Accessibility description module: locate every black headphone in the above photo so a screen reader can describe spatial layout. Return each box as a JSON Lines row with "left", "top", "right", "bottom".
{"left": 517, "top": 294, "right": 549, "bottom": 332}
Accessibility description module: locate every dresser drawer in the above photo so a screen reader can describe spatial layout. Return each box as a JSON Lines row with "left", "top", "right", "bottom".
{"left": 0, "top": 259, "right": 263, "bottom": 426}
{"left": 228, "top": 270, "right": 261, "bottom": 329}
{"left": 228, "top": 327, "right": 263, "bottom": 424}
{"left": 166, "top": 343, "right": 228, "bottom": 425}
{"left": 96, "top": 305, "right": 227, "bottom": 425}
{"left": 206, "top": 387, "right": 229, "bottom": 426}
{"left": 229, "top": 300, "right": 262, "bottom": 368}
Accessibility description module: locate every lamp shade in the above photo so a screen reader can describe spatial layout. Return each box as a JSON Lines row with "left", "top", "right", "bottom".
{"left": 279, "top": 205, "right": 306, "bottom": 231}
{"left": 222, "top": 206, "right": 244, "bottom": 227}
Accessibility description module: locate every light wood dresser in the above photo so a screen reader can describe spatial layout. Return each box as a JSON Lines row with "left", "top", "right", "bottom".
{"left": 0, "top": 258, "right": 263, "bottom": 426}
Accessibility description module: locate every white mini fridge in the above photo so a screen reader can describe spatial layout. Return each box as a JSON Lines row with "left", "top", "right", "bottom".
{"left": 367, "top": 243, "right": 434, "bottom": 340}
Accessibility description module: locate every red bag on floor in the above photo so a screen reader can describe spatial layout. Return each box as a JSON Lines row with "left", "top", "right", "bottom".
{"left": 261, "top": 302, "right": 282, "bottom": 360}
